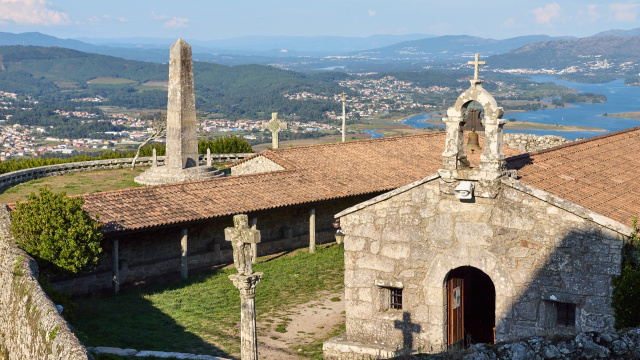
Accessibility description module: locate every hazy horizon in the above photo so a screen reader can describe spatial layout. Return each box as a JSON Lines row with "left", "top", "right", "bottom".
{"left": 0, "top": 1, "right": 639, "bottom": 41}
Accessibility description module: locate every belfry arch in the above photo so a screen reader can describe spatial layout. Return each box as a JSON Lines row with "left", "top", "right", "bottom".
{"left": 441, "top": 54, "right": 507, "bottom": 177}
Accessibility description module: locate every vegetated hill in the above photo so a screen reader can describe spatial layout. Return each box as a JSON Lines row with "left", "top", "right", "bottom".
{"left": 0, "top": 45, "right": 349, "bottom": 121}
{"left": 487, "top": 35, "right": 640, "bottom": 74}
{"left": 592, "top": 27, "right": 640, "bottom": 37}
{"left": 352, "top": 35, "right": 574, "bottom": 61}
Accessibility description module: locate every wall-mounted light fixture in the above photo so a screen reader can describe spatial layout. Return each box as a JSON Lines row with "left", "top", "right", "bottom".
{"left": 454, "top": 181, "right": 475, "bottom": 200}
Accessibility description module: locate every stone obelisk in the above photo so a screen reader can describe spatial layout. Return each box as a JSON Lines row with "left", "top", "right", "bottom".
{"left": 226, "top": 214, "right": 262, "bottom": 360}
{"left": 135, "top": 39, "right": 224, "bottom": 185}
{"left": 166, "top": 38, "right": 198, "bottom": 169}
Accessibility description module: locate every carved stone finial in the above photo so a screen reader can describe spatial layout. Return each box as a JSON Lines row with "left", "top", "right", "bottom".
{"left": 263, "top": 112, "right": 287, "bottom": 149}
{"left": 225, "top": 214, "right": 261, "bottom": 275}
{"left": 467, "top": 53, "right": 486, "bottom": 81}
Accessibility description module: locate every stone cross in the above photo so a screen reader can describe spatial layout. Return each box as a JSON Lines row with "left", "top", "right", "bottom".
{"left": 263, "top": 112, "right": 287, "bottom": 149}
{"left": 467, "top": 53, "right": 486, "bottom": 80}
{"left": 165, "top": 38, "right": 198, "bottom": 169}
{"left": 225, "top": 214, "right": 261, "bottom": 275}
{"left": 341, "top": 92, "right": 347, "bottom": 143}
{"left": 226, "top": 214, "right": 263, "bottom": 360}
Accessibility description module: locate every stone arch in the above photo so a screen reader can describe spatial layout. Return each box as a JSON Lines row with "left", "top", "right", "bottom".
{"left": 447, "top": 83, "right": 503, "bottom": 121}
{"left": 421, "top": 245, "right": 516, "bottom": 345}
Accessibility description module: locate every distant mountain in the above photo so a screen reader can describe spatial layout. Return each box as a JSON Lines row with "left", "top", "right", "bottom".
{"left": 488, "top": 35, "right": 640, "bottom": 73}
{"left": 77, "top": 34, "right": 435, "bottom": 54}
{"left": 592, "top": 28, "right": 640, "bottom": 37}
{"left": 352, "top": 35, "right": 575, "bottom": 61}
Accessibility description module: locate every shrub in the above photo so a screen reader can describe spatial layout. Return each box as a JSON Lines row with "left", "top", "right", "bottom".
{"left": 10, "top": 187, "right": 103, "bottom": 275}
{"left": 198, "top": 135, "right": 253, "bottom": 154}
{"left": 612, "top": 217, "right": 640, "bottom": 329}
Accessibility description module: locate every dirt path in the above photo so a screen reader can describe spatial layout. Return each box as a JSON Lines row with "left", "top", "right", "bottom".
{"left": 257, "top": 291, "right": 345, "bottom": 359}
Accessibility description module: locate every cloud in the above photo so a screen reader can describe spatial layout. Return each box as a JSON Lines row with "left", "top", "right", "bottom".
{"left": 151, "top": 11, "right": 168, "bottom": 20}
{"left": 368, "top": 9, "right": 376, "bottom": 17}
{"left": 88, "top": 14, "right": 126, "bottom": 24}
{"left": 576, "top": 4, "right": 600, "bottom": 23}
{"left": 610, "top": 3, "right": 638, "bottom": 22}
{"left": 532, "top": 3, "right": 561, "bottom": 24}
{"left": 501, "top": 17, "right": 515, "bottom": 29}
{"left": 164, "top": 17, "right": 189, "bottom": 29}
{"left": 0, "top": 0, "right": 69, "bottom": 25}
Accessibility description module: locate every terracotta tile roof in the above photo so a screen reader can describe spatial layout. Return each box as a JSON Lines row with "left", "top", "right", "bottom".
{"left": 82, "top": 132, "right": 520, "bottom": 234}
{"left": 508, "top": 126, "right": 640, "bottom": 228}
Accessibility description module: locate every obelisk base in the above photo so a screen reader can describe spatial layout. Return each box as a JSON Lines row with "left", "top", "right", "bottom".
{"left": 134, "top": 165, "right": 224, "bottom": 186}
{"left": 229, "top": 273, "right": 263, "bottom": 360}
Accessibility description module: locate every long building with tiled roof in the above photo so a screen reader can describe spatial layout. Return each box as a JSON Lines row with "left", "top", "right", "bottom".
{"left": 82, "top": 132, "right": 520, "bottom": 234}
{"left": 509, "top": 126, "right": 640, "bottom": 228}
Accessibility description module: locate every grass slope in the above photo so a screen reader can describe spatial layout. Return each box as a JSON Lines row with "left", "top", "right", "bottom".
{"left": 72, "top": 244, "right": 344, "bottom": 359}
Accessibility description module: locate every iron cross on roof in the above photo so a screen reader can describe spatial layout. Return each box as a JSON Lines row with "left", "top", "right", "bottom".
{"left": 467, "top": 53, "right": 486, "bottom": 80}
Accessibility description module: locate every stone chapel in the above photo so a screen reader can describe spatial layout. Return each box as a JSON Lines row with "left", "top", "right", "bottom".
{"left": 323, "top": 60, "right": 639, "bottom": 358}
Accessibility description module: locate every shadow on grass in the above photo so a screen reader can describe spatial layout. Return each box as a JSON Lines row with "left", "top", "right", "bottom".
{"left": 72, "top": 267, "right": 239, "bottom": 360}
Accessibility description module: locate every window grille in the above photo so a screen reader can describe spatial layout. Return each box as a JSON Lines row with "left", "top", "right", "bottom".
{"left": 390, "top": 288, "right": 403, "bottom": 310}
{"left": 556, "top": 302, "right": 575, "bottom": 327}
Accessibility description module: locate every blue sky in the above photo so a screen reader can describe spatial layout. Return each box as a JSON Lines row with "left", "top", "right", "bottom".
{"left": 0, "top": 0, "right": 639, "bottom": 40}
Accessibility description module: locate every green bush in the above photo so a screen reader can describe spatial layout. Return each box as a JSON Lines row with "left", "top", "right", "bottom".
{"left": 612, "top": 218, "right": 640, "bottom": 329}
{"left": 10, "top": 187, "right": 103, "bottom": 275}
{"left": 198, "top": 135, "right": 253, "bottom": 154}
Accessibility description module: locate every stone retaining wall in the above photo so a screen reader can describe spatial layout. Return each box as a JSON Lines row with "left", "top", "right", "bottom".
{"left": 503, "top": 133, "right": 572, "bottom": 153}
{"left": 0, "top": 153, "right": 252, "bottom": 191}
{"left": 0, "top": 207, "right": 90, "bottom": 359}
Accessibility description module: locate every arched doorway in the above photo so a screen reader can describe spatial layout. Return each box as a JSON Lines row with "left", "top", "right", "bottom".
{"left": 446, "top": 266, "right": 495, "bottom": 348}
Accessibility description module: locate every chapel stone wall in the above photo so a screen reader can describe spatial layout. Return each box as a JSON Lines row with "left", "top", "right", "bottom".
{"left": 340, "top": 179, "right": 624, "bottom": 351}
{"left": 231, "top": 156, "right": 285, "bottom": 176}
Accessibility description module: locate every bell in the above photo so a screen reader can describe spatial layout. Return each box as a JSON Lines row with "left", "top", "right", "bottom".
{"left": 464, "top": 131, "right": 482, "bottom": 152}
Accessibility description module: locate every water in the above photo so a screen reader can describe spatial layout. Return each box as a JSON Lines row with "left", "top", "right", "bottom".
{"left": 363, "top": 129, "right": 384, "bottom": 138}
{"left": 399, "top": 76, "right": 640, "bottom": 140}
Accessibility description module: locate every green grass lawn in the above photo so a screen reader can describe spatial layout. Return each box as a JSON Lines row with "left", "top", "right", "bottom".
{"left": 87, "top": 77, "right": 137, "bottom": 85}
{"left": 72, "top": 244, "right": 344, "bottom": 359}
{"left": 0, "top": 168, "right": 146, "bottom": 204}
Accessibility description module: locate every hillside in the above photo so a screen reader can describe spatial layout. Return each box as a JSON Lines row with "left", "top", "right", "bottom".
{"left": 351, "top": 35, "right": 574, "bottom": 61}
{"left": 488, "top": 35, "right": 640, "bottom": 77}
{"left": 0, "top": 45, "right": 348, "bottom": 121}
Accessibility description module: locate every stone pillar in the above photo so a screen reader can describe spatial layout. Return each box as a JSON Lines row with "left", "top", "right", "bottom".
{"left": 165, "top": 39, "right": 198, "bottom": 169}
{"left": 287, "top": 228, "right": 293, "bottom": 250}
{"left": 207, "top": 148, "right": 212, "bottom": 167}
{"left": 214, "top": 243, "right": 221, "bottom": 264}
{"left": 441, "top": 108, "right": 467, "bottom": 170}
{"left": 309, "top": 208, "right": 316, "bottom": 254}
{"left": 480, "top": 116, "right": 507, "bottom": 177}
{"left": 181, "top": 229, "right": 188, "bottom": 280}
{"left": 113, "top": 239, "right": 120, "bottom": 294}
{"left": 250, "top": 218, "right": 258, "bottom": 264}
{"left": 152, "top": 148, "right": 158, "bottom": 167}
{"left": 229, "top": 273, "right": 263, "bottom": 360}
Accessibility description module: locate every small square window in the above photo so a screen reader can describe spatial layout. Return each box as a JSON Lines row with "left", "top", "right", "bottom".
{"left": 390, "top": 288, "right": 403, "bottom": 310}
{"left": 556, "top": 302, "right": 575, "bottom": 327}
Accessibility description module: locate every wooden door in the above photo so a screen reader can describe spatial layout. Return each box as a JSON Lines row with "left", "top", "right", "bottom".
{"left": 447, "top": 277, "right": 464, "bottom": 347}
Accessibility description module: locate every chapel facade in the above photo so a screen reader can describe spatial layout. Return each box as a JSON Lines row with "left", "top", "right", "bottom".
{"left": 323, "top": 58, "right": 636, "bottom": 358}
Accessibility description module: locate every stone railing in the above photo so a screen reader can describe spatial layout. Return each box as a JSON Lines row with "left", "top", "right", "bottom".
{"left": 0, "top": 206, "right": 90, "bottom": 359}
{"left": 0, "top": 153, "right": 253, "bottom": 191}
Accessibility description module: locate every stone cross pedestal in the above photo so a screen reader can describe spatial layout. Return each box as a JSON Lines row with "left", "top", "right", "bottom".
{"left": 229, "top": 273, "right": 262, "bottom": 360}
{"left": 226, "top": 214, "right": 263, "bottom": 360}
{"left": 263, "top": 112, "right": 287, "bottom": 149}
